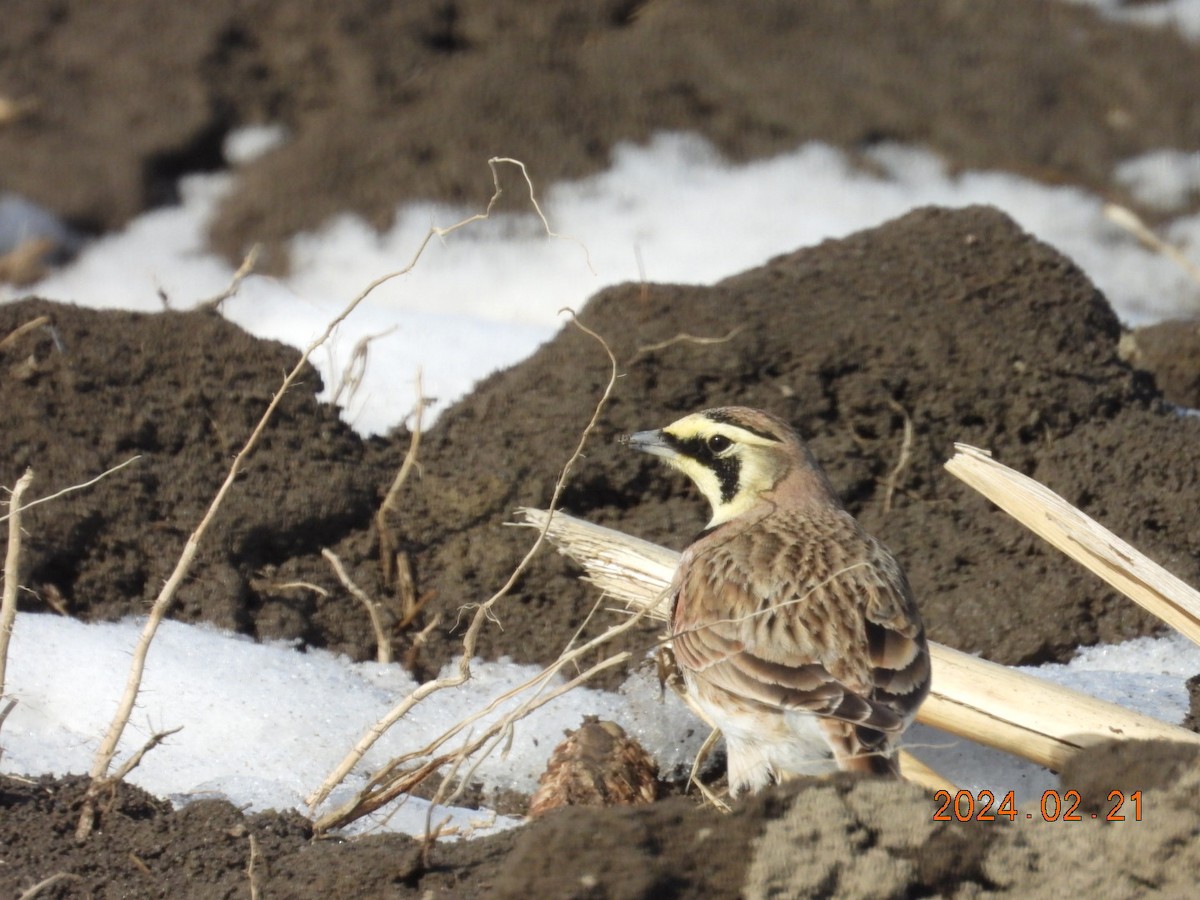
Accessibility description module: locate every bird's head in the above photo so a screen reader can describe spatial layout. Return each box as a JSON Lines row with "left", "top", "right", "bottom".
{"left": 626, "top": 406, "right": 836, "bottom": 527}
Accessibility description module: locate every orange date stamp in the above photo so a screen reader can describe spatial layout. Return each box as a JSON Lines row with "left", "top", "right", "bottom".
{"left": 933, "top": 789, "right": 1143, "bottom": 822}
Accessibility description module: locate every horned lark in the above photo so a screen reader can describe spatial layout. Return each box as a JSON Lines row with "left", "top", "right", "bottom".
{"left": 627, "top": 406, "right": 930, "bottom": 794}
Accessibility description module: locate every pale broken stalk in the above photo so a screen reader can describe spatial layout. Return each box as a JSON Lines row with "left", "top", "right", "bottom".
{"left": 518, "top": 506, "right": 1200, "bottom": 779}
{"left": 1, "top": 469, "right": 34, "bottom": 697}
{"left": 944, "top": 443, "right": 1200, "bottom": 646}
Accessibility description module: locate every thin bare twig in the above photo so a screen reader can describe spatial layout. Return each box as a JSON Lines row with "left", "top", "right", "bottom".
{"left": 627, "top": 326, "right": 745, "bottom": 364}
{"left": 247, "top": 832, "right": 262, "bottom": 900}
{"left": 195, "top": 245, "right": 261, "bottom": 313}
{"left": 0, "top": 95, "right": 37, "bottom": 126}
{"left": 421, "top": 815, "right": 455, "bottom": 868}
{"left": 330, "top": 326, "right": 399, "bottom": 408}
{"left": 429, "top": 651, "right": 633, "bottom": 815}
{"left": 494, "top": 158, "right": 595, "bottom": 275}
{"left": 110, "top": 726, "right": 184, "bottom": 784}
{"left": 377, "top": 373, "right": 428, "bottom": 594}
{"left": 80, "top": 159, "right": 583, "bottom": 838}
{"left": 1105, "top": 203, "right": 1200, "bottom": 291}
{"left": 393, "top": 557, "right": 436, "bottom": 631}
{"left": 1, "top": 469, "right": 34, "bottom": 697}
{"left": 0, "top": 456, "right": 140, "bottom": 525}
{"left": 76, "top": 726, "right": 184, "bottom": 841}
{"left": 378, "top": 372, "right": 427, "bottom": 526}
{"left": 306, "top": 311, "right": 619, "bottom": 830}
{"left": 18, "top": 873, "right": 84, "bottom": 899}
{"left": 881, "top": 398, "right": 914, "bottom": 514}
{"left": 403, "top": 614, "right": 442, "bottom": 672}
{"left": 688, "top": 728, "right": 729, "bottom": 811}
{"left": 318, "top": 647, "right": 633, "bottom": 833}
{"left": 323, "top": 548, "right": 393, "bottom": 664}
{"left": 0, "top": 315, "right": 51, "bottom": 352}
{"left": 0, "top": 697, "right": 18, "bottom": 757}
{"left": 258, "top": 579, "right": 330, "bottom": 598}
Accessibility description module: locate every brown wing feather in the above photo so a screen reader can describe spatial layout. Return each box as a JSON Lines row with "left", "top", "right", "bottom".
{"left": 672, "top": 505, "right": 929, "bottom": 737}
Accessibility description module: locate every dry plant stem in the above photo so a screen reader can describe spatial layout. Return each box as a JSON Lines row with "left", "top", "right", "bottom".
{"left": 75, "top": 726, "right": 184, "bottom": 841}
{"left": 0, "top": 696, "right": 17, "bottom": 726}
{"left": 315, "top": 545, "right": 642, "bottom": 833}
{"left": 518, "top": 507, "right": 1200, "bottom": 774}
{"left": 378, "top": 371, "right": 425, "bottom": 524}
{"left": 108, "top": 726, "right": 183, "bottom": 784}
{"left": 395, "top": 559, "right": 432, "bottom": 630}
{"left": 0, "top": 697, "right": 18, "bottom": 752}
{"left": 496, "top": 159, "right": 594, "bottom": 274}
{"left": 0, "top": 315, "right": 50, "bottom": 351}
{"left": 945, "top": 443, "right": 1200, "bottom": 646}
{"left": 195, "top": 245, "right": 261, "bottom": 312}
{"left": 432, "top": 644, "right": 635, "bottom": 814}
{"left": 422, "top": 816, "right": 455, "bottom": 866}
{"left": 316, "top": 648, "right": 633, "bottom": 833}
{"left": 0, "top": 456, "right": 139, "bottom": 526}
{"left": 377, "top": 373, "right": 426, "bottom": 591}
{"left": 323, "top": 548, "right": 393, "bottom": 664}
{"left": 403, "top": 613, "right": 442, "bottom": 671}
{"left": 330, "top": 326, "right": 398, "bottom": 408}
{"left": 246, "top": 833, "right": 262, "bottom": 900}
{"left": 688, "top": 728, "right": 730, "bottom": 811}
{"left": 127, "top": 853, "right": 152, "bottom": 875}
{"left": 422, "top": 752, "right": 469, "bottom": 838}
{"left": 265, "top": 580, "right": 329, "bottom": 597}
{"left": 84, "top": 157, "right": 575, "bottom": 816}
{"left": 915, "top": 645, "right": 1200, "bottom": 771}
{"left": 1105, "top": 203, "right": 1200, "bottom": 291}
{"left": 1, "top": 95, "right": 40, "bottom": 124}
{"left": 0, "top": 469, "right": 34, "bottom": 697}
{"left": 306, "top": 312, "right": 618, "bottom": 827}
{"left": 627, "top": 326, "right": 745, "bottom": 364}
{"left": 881, "top": 399, "right": 914, "bottom": 514}
{"left": 18, "top": 873, "right": 83, "bottom": 900}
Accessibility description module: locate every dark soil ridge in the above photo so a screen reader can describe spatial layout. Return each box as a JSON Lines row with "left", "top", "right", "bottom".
{"left": 312, "top": 203, "right": 1200, "bottom": 681}
{"left": 4, "top": 739, "right": 1199, "bottom": 898}
{"left": 4, "top": 207, "right": 1200, "bottom": 899}
{"left": 0, "top": 301, "right": 382, "bottom": 640}
{"left": 4, "top": 206, "right": 1199, "bottom": 684}
{"left": 5, "top": 0, "right": 1200, "bottom": 268}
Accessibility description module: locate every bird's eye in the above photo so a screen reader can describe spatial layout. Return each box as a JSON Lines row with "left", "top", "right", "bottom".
{"left": 706, "top": 434, "right": 733, "bottom": 455}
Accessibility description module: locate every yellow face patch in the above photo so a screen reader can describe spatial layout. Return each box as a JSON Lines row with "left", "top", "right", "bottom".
{"left": 637, "top": 412, "right": 786, "bottom": 527}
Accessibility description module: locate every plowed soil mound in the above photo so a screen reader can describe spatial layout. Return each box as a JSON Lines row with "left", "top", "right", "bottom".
{"left": 4, "top": 1, "right": 1200, "bottom": 897}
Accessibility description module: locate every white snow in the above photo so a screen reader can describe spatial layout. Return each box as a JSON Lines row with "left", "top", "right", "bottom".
{"left": 1115, "top": 150, "right": 1200, "bottom": 212}
{"left": 8, "top": 132, "right": 1200, "bottom": 433}
{"left": 3, "top": 124, "right": 1200, "bottom": 835}
{"left": 0, "top": 615, "right": 706, "bottom": 836}
{"left": 1067, "top": 0, "right": 1200, "bottom": 39}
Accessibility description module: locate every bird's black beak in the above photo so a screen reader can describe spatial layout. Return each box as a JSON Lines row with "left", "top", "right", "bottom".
{"left": 624, "top": 428, "right": 677, "bottom": 460}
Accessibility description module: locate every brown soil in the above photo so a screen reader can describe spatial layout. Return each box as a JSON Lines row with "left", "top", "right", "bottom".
{"left": 5, "top": 1, "right": 1200, "bottom": 268}
{"left": 3, "top": 1, "right": 1200, "bottom": 897}
{"left": 1123, "top": 319, "right": 1200, "bottom": 410}
{"left": 6, "top": 740, "right": 1200, "bottom": 898}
